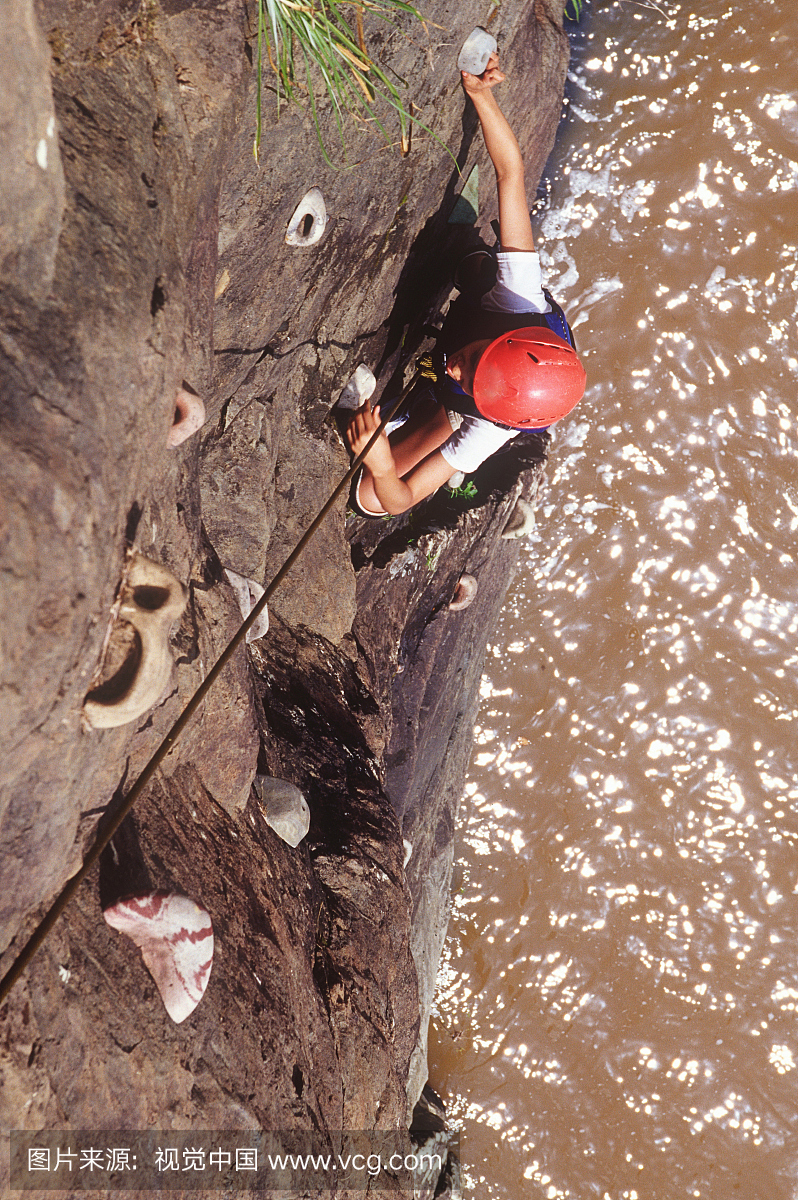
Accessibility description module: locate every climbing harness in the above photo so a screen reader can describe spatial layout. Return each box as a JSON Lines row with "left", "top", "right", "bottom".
{"left": 0, "top": 370, "right": 421, "bottom": 1004}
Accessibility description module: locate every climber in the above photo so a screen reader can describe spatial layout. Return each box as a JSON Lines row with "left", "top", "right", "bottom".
{"left": 345, "top": 51, "right": 586, "bottom": 517}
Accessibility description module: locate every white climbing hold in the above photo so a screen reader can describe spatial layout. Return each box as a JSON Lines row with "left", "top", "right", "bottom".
{"left": 103, "top": 891, "right": 214, "bottom": 1024}
{"left": 167, "top": 386, "right": 206, "bottom": 447}
{"left": 457, "top": 27, "right": 497, "bottom": 76}
{"left": 285, "top": 187, "right": 327, "bottom": 247}
{"left": 446, "top": 470, "right": 466, "bottom": 490}
{"left": 336, "top": 364, "right": 377, "bottom": 410}
{"left": 254, "top": 776, "right": 310, "bottom": 848}
{"left": 83, "top": 554, "right": 187, "bottom": 729}
{"left": 501, "top": 497, "right": 536, "bottom": 540}
{"left": 448, "top": 573, "right": 478, "bottom": 612}
{"left": 224, "top": 568, "right": 269, "bottom": 642}
{"left": 403, "top": 839, "right": 413, "bottom": 868}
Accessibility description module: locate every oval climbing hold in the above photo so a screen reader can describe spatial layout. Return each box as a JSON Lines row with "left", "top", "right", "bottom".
{"left": 254, "top": 776, "right": 310, "bottom": 848}
{"left": 285, "top": 187, "right": 327, "bottom": 247}
{"left": 501, "top": 497, "right": 536, "bottom": 540}
{"left": 448, "top": 573, "right": 478, "bottom": 612}
{"left": 168, "top": 386, "right": 205, "bottom": 447}
{"left": 224, "top": 568, "right": 269, "bottom": 642}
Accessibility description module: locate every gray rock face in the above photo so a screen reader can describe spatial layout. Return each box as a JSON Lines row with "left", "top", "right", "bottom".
{"left": 0, "top": 0, "right": 256, "bottom": 945}
{"left": 0, "top": 0, "right": 568, "bottom": 1161}
{"left": 0, "top": 0, "right": 65, "bottom": 302}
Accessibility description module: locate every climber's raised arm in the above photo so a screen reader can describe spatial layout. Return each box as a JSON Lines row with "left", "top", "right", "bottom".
{"left": 461, "top": 53, "right": 535, "bottom": 253}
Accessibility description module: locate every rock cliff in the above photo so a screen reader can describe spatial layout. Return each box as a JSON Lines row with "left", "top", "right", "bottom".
{"left": 0, "top": 0, "right": 568, "bottom": 1182}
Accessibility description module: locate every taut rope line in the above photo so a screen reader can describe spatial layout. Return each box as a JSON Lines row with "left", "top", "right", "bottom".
{"left": 0, "top": 374, "right": 418, "bottom": 1004}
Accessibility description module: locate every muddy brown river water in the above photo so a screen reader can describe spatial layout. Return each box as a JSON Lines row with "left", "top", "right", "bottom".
{"left": 429, "top": 4, "right": 798, "bottom": 1197}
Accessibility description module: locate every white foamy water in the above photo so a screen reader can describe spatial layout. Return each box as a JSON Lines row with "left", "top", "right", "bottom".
{"left": 431, "top": 5, "right": 798, "bottom": 1198}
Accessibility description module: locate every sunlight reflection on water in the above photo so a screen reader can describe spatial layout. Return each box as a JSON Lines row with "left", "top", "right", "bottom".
{"left": 431, "top": 4, "right": 798, "bottom": 1198}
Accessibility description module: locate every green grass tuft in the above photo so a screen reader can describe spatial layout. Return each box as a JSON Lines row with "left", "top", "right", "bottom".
{"left": 254, "top": 0, "right": 449, "bottom": 168}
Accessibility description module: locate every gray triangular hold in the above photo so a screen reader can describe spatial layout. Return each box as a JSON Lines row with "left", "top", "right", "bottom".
{"left": 449, "top": 164, "right": 479, "bottom": 225}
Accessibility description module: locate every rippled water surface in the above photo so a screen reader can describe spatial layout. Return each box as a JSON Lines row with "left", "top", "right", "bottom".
{"left": 430, "top": 4, "right": 798, "bottom": 1197}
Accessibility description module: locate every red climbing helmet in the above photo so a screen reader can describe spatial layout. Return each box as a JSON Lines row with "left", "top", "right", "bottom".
{"left": 472, "top": 326, "right": 587, "bottom": 428}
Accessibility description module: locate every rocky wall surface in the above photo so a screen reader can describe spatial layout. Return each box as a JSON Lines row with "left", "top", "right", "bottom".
{"left": 0, "top": 0, "right": 569, "bottom": 1181}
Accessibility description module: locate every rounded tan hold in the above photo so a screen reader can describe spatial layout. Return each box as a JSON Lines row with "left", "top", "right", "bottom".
{"left": 501, "top": 497, "right": 536, "bottom": 540}
{"left": 83, "top": 554, "right": 187, "bottom": 729}
{"left": 168, "top": 387, "right": 206, "bottom": 447}
{"left": 448, "top": 573, "right": 478, "bottom": 612}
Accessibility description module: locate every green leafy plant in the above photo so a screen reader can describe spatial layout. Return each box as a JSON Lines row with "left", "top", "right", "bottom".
{"left": 253, "top": 0, "right": 444, "bottom": 166}
{"left": 564, "top": 0, "right": 584, "bottom": 20}
{"left": 425, "top": 545, "right": 441, "bottom": 571}
{"left": 450, "top": 480, "right": 478, "bottom": 500}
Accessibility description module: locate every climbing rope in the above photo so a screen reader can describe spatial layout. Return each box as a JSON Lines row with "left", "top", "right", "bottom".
{"left": 0, "top": 370, "right": 421, "bottom": 1004}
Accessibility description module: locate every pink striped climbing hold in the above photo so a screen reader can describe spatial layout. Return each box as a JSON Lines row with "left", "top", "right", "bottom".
{"left": 103, "top": 891, "right": 214, "bottom": 1024}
